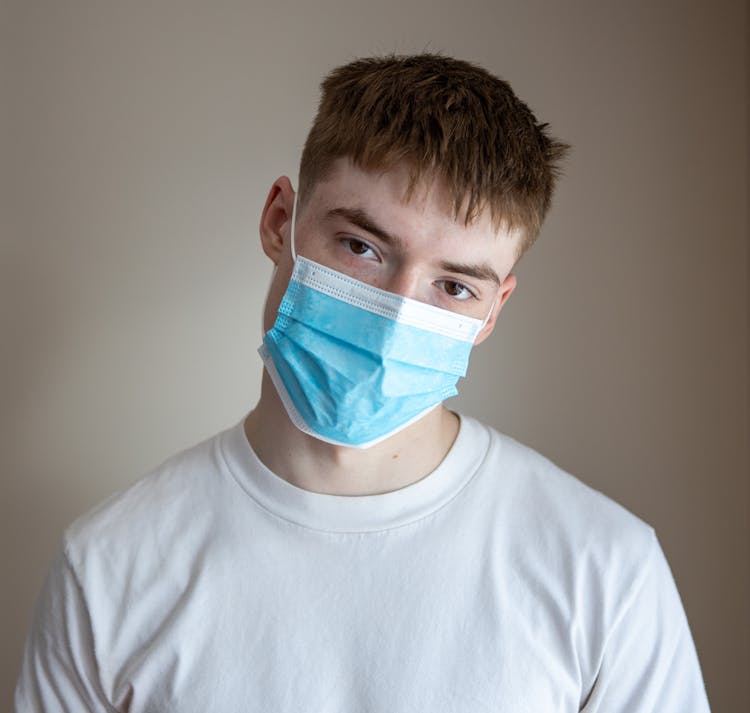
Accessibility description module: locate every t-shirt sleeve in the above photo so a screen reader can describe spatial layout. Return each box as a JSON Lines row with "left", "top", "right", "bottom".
{"left": 581, "top": 533, "right": 711, "bottom": 712}
{"left": 14, "top": 542, "right": 116, "bottom": 713}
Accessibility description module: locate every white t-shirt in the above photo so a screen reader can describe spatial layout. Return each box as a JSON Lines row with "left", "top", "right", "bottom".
{"left": 15, "top": 415, "right": 710, "bottom": 712}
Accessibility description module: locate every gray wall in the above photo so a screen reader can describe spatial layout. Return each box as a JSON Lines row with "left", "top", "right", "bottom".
{"left": 2, "top": 1, "right": 748, "bottom": 710}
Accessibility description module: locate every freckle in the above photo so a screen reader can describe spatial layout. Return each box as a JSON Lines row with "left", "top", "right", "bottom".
{"left": 392, "top": 453, "right": 399, "bottom": 459}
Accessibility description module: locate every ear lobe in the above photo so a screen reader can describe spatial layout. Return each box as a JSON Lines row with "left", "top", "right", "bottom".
{"left": 259, "top": 177, "right": 295, "bottom": 265}
{"left": 473, "top": 273, "right": 517, "bottom": 346}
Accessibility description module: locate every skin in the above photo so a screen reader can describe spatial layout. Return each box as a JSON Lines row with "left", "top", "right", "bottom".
{"left": 244, "top": 158, "right": 522, "bottom": 496}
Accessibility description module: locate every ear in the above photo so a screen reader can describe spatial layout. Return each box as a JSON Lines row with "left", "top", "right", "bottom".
{"left": 473, "top": 273, "right": 517, "bottom": 346}
{"left": 259, "top": 176, "right": 296, "bottom": 265}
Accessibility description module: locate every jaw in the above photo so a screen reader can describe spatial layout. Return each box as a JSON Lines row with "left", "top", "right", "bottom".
{"left": 246, "top": 369, "right": 460, "bottom": 496}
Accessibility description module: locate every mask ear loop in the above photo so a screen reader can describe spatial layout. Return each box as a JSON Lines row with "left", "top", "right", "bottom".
{"left": 479, "top": 262, "right": 513, "bottom": 329}
{"left": 480, "top": 298, "right": 496, "bottom": 329}
{"left": 465, "top": 297, "right": 496, "bottom": 344}
{"left": 262, "top": 190, "right": 299, "bottom": 336}
{"left": 289, "top": 192, "right": 298, "bottom": 262}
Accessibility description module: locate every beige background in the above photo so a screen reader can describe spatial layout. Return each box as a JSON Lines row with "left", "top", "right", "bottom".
{"left": 2, "top": 0, "right": 748, "bottom": 709}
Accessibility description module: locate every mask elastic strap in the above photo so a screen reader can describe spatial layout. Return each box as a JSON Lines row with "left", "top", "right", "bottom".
{"left": 261, "top": 192, "right": 299, "bottom": 336}
{"left": 480, "top": 298, "right": 496, "bottom": 329}
{"left": 289, "top": 193, "right": 298, "bottom": 262}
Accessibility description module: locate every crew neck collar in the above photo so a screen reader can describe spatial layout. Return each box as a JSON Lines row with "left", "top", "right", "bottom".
{"left": 220, "top": 413, "right": 490, "bottom": 533}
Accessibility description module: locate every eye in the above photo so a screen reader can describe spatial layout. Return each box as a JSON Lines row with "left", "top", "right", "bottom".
{"left": 341, "top": 237, "right": 378, "bottom": 259}
{"left": 437, "top": 279, "right": 475, "bottom": 301}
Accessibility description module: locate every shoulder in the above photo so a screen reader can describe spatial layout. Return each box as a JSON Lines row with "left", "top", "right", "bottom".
{"left": 457, "top": 416, "right": 704, "bottom": 702}
{"left": 459, "top": 414, "right": 657, "bottom": 583}
{"left": 62, "top": 425, "right": 236, "bottom": 583}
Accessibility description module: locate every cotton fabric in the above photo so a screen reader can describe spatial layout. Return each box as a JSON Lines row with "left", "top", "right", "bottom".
{"left": 15, "top": 415, "right": 710, "bottom": 712}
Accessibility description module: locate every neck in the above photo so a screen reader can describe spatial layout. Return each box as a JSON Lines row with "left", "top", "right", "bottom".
{"left": 244, "top": 371, "right": 460, "bottom": 496}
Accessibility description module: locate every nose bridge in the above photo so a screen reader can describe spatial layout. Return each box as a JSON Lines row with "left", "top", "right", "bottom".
{"left": 383, "top": 263, "right": 423, "bottom": 302}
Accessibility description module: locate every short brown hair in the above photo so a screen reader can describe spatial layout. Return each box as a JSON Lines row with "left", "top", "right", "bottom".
{"left": 299, "top": 54, "right": 569, "bottom": 254}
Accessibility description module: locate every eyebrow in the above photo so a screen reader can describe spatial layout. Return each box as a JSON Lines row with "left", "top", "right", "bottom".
{"left": 326, "top": 207, "right": 403, "bottom": 247}
{"left": 438, "top": 260, "right": 502, "bottom": 286}
{"left": 326, "top": 206, "right": 502, "bottom": 286}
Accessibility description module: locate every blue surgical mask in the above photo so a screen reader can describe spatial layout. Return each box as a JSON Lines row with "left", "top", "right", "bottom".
{"left": 258, "top": 197, "right": 490, "bottom": 448}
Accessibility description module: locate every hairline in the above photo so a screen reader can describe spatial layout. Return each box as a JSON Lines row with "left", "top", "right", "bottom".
{"left": 298, "top": 155, "right": 531, "bottom": 255}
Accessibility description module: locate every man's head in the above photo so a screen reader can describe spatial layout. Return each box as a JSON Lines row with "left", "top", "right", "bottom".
{"left": 256, "top": 54, "right": 569, "bottom": 448}
{"left": 299, "top": 53, "right": 569, "bottom": 255}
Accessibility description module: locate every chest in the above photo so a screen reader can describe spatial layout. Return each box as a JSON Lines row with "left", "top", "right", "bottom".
{"left": 99, "top": 525, "right": 587, "bottom": 712}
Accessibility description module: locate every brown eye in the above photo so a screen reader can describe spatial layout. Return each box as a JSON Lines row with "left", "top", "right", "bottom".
{"left": 438, "top": 280, "right": 473, "bottom": 301}
{"left": 349, "top": 240, "right": 370, "bottom": 255}
{"left": 342, "top": 238, "right": 376, "bottom": 258}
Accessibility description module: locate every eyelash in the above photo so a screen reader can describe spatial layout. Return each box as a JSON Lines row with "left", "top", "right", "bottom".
{"left": 341, "top": 237, "right": 378, "bottom": 259}
{"left": 339, "top": 236, "right": 477, "bottom": 302}
{"left": 436, "top": 280, "right": 476, "bottom": 301}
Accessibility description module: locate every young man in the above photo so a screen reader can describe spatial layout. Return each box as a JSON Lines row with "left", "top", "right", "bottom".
{"left": 16, "top": 55, "right": 710, "bottom": 711}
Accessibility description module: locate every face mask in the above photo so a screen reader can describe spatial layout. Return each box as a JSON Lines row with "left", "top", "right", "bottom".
{"left": 258, "top": 197, "right": 490, "bottom": 448}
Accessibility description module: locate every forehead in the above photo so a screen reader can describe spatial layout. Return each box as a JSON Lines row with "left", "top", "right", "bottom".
{"left": 305, "top": 158, "right": 461, "bottom": 219}
{"left": 300, "top": 159, "right": 522, "bottom": 269}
